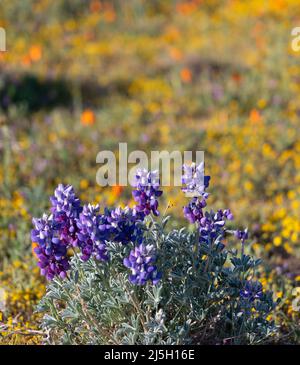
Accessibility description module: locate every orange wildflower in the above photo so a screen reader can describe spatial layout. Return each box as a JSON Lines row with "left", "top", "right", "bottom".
{"left": 81, "top": 109, "right": 96, "bottom": 126}
{"left": 249, "top": 109, "right": 262, "bottom": 124}
{"left": 112, "top": 185, "right": 123, "bottom": 197}
{"left": 29, "top": 45, "right": 42, "bottom": 62}
{"left": 180, "top": 68, "right": 192, "bottom": 83}
{"left": 90, "top": 0, "right": 102, "bottom": 13}
{"left": 176, "top": 1, "right": 198, "bottom": 15}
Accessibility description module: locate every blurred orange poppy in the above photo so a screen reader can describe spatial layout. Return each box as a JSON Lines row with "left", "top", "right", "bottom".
{"left": 176, "top": 1, "right": 198, "bottom": 15}
{"left": 29, "top": 45, "right": 42, "bottom": 62}
{"left": 249, "top": 109, "right": 262, "bottom": 124}
{"left": 90, "top": 0, "right": 102, "bottom": 13}
{"left": 112, "top": 185, "right": 123, "bottom": 197}
{"left": 81, "top": 109, "right": 96, "bottom": 126}
{"left": 180, "top": 67, "right": 192, "bottom": 83}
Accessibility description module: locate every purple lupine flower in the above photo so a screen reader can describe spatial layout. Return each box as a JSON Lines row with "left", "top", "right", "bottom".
{"left": 50, "top": 184, "right": 82, "bottom": 246}
{"left": 182, "top": 162, "right": 211, "bottom": 224}
{"left": 31, "top": 214, "right": 69, "bottom": 280}
{"left": 181, "top": 163, "right": 233, "bottom": 249}
{"left": 235, "top": 228, "right": 248, "bottom": 243}
{"left": 223, "top": 209, "right": 234, "bottom": 221}
{"left": 235, "top": 228, "right": 248, "bottom": 255}
{"left": 123, "top": 244, "right": 162, "bottom": 285}
{"left": 109, "top": 206, "right": 142, "bottom": 245}
{"left": 50, "top": 184, "right": 82, "bottom": 217}
{"left": 183, "top": 196, "right": 207, "bottom": 224}
{"left": 76, "top": 204, "right": 109, "bottom": 262}
{"left": 132, "top": 169, "right": 162, "bottom": 217}
{"left": 32, "top": 184, "right": 82, "bottom": 280}
{"left": 198, "top": 209, "right": 233, "bottom": 246}
{"left": 76, "top": 204, "right": 144, "bottom": 261}
{"left": 182, "top": 162, "right": 210, "bottom": 197}
{"left": 96, "top": 207, "right": 114, "bottom": 248}
{"left": 240, "top": 281, "right": 263, "bottom": 302}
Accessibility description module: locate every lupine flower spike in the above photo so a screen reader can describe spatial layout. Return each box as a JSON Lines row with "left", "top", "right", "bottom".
{"left": 123, "top": 244, "right": 162, "bottom": 285}
{"left": 132, "top": 169, "right": 163, "bottom": 217}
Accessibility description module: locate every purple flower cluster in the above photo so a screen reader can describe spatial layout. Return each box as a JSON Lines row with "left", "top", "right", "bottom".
{"left": 123, "top": 244, "right": 162, "bottom": 285}
{"left": 50, "top": 184, "right": 82, "bottom": 246}
{"left": 182, "top": 163, "right": 211, "bottom": 224}
{"left": 75, "top": 205, "right": 145, "bottom": 262}
{"left": 182, "top": 162, "right": 210, "bottom": 197}
{"left": 32, "top": 185, "right": 83, "bottom": 280}
{"left": 132, "top": 169, "right": 163, "bottom": 217}
{"left": 183, "top": 196, "right": 207, "bottom": 224}
{"left": 182, "top": 164, "right": 237, "bottom": 247}
{"left": 32, "top": 173, "right": 163, "bottom": 282}
{"left": 235, "top": 228, "right": 249, "bottom": 243}
{"left": 31, "top": 214, "right": 70, "bottom": 280}
{"left": 198, "top": 209, "right": 234, "bottom": 245}
{"left": 76, "top": 204, "right": 110, "bottom": 262}
{"left": 109, "top": 206, "right": 142, "bottom": 245}
{"left": 240, "top": 281, "right": 263, "bottom": 302}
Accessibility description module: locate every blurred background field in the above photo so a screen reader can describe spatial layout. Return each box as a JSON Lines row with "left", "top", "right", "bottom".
{"left": 0, "top": 0, "right": 300, "bottom": 344}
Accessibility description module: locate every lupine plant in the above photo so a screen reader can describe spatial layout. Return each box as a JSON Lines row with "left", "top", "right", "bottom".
{"left": 33, "top": 167, "right": 277, "bottom": 344}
